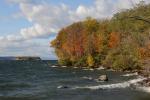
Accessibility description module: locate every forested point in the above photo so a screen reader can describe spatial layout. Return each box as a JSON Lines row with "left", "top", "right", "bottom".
{"left": 51, "top": 2, "right": 150, "bottom": 71}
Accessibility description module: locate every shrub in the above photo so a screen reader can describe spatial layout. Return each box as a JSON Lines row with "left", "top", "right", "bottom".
{"left": 58, "top": 59, "right": 72, "bottom": 66}
{"left": 102, "top": 49, "right": 117, "bottom": 68}
{"left": 112, "top": 54, "right": 140, "bottom": 71}
{"left": 87, "top": 54, "right": 95, "bottom": 67}
{"left": 74, "top": 57, "right": 87, "bottom": 67}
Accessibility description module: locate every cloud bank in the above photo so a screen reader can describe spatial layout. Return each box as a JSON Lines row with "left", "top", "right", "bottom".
{"left": 7, "top": 0, "right": 150, "bottom": 39}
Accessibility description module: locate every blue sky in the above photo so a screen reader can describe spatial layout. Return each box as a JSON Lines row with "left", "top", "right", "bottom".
{"left": 0, "top": 0, "right": 149, "bottom": 60}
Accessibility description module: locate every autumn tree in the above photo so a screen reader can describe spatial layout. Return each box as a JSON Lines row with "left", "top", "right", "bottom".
{"left": 51, "top": 3, "right": 150, "bottom": 69}
{"left": 109, "top": 32, "right": 120, "bottom": 48}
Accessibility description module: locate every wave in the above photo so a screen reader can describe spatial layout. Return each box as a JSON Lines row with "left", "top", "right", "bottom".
{"left": 72, "top": 77, "right": 146, "bottom": 90}
{"left": 96, "top": 66, "right": 105, "bottom": 70}
{"left": 0, "top": 83, "right": 31, "bottom": 89}
{"left": 136, "top": 86, "right": 150, "bottom": 93}
{"left": 61, "top": 66, "right": 67, "bottom": 68}
{"left": 121, "top": 72, "right": 138, "bottom": 77}
{"left": 73, "top": 67, "right": 78, "bottom": 69}
{"left": 51, "top": 65, "right": 58, "bottom": 68}
{"left": 82, "top": 76, "right": 93, "bottom": 80}
{"left": 82, "top": 68, "right": 94, "bottom": 71}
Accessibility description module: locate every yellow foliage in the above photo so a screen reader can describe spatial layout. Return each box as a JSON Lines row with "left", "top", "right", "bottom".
{"left": 87, "top": 55, "right": 95, "bottom": 67}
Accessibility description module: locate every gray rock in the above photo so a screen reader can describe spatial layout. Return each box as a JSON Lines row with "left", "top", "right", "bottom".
{"left": 98, "top": 75, "right": 108, "bottom": 81}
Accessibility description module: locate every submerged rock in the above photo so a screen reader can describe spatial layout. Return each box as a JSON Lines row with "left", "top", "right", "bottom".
{"left": 57, "top": 85, "right": 69, "bottom": 89}
{"left": 98, "top": 75, "right": 108, "bottom": 81}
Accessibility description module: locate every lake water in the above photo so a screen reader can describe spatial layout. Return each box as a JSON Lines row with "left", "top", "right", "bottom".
{"left": 0, "top": 60, "right": 150, "bottom": 100}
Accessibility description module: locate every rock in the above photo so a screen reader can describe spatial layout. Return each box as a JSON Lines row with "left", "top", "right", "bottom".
{"left": 137, "top": 78, "right": 150, "bottom": 87}
{"left": 57, "top": 85, "right": 69, "bottom": 89}
{"left": 98, "top": 75, "right": 108, "bottom": 81}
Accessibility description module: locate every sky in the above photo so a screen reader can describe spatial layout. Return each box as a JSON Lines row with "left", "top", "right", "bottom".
{"left": 0, "top": 0, "right": 149, "bottom": 60}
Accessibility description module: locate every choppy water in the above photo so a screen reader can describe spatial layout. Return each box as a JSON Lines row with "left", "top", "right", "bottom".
{"left": 0, "top": 60, "right": 150, "bottom": 100}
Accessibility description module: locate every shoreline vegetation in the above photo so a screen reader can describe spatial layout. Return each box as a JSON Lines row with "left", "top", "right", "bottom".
{"left": 51, "top": 2, "right": 150, "bottom": 87}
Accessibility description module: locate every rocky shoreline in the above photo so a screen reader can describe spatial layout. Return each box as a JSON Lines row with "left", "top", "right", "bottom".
{"left": 137, "top": 78, "right": 150, "bottom": 87}
{"left": 51, "top": 63, "right": 150, "bottom": 88}
{"left": 137, "top": 71, "right": 150, "bottom": 88}
{"left": 138, "top": 59, "right": 150, "bottom": 87}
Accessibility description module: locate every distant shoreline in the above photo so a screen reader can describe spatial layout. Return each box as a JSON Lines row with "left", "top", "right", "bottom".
{"left": 0, "top": 56, "right": 41, "bottom": 60}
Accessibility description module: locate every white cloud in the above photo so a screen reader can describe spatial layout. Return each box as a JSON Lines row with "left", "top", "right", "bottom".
{"left": 6, "top": 35, "right": 23, "bottom": 41}
{"left": 76, "top": 0, "right": 150, "bottom": 19}
{"left": 18, "top": 2, "right": 73, "bottom": 38}
{"left": 7, "top": 0, "right": 32, "bottom": 3}
{"left": 7, "top": 0, "right": 150, "bottom": 39}
{"left": 0, "top": 35, "right": 57, "bottom": 59}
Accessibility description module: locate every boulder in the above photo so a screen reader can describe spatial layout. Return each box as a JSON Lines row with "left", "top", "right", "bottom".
{"left": 98, "top": 75, "right": 108, "bottom": 81}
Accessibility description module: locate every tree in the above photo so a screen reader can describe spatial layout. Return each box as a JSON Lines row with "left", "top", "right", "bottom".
{"left": 51, "top": 3, "right": 150, "bottom": 70}
{"left": 87, "top": 54, "right": 95, "bottom": 67}
{"left": 109, "top": 32, "right": 120, "bottom": 48}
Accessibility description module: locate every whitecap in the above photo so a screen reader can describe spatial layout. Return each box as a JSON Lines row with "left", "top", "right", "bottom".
{"left": 82, "top": 69, "right": 89, "bottom": 71}
{"left": 96, "top": 66, "right": 105, "bottom": 70}
{"left": 121, "top": 72, "right": 138, "bottom": 77}
{"left": 61, "top": 66, "right": 67, "bottom": 68}
{"left": 57, "top": 85, "right": 63, "bottom": 89}
{"left": 51, "top": 65, "right": 58, "bottom": 68}
{"left": 141, "top": 87, "right": 150, "bottom": 93}
{"left": 136, "top": 86, "right": 150, "bottom": 93}
{"left": 72, "top": 77, "right": 146, "bottom": 90}
{"left": 73, "top": 67, "right": 78, "bottom": 69}
{"left": 89, "top": 69, "right": 94, "bottom": 71}
{"left": 83, "top": 68, "right": 94, "bottom": 71}
{"left": 57, "top": 85, "right": 69, "bottom": 89}
{"left": 135, "top": 77, "right": 150, "bottom": 93}
{"left": 82, "top": 76, "right": 93, "bottom": 80}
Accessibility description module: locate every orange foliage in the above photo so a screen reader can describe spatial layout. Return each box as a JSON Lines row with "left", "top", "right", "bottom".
{"left": 94, "top": 34, "right": 104, "bottom": 53}
{"left": 109, "top": 32, "right": 120, "bottom": 48}
{"left": 139, "top": 47, "right": 147, "bottom": 58}
{"left": 147, "top": 42, "right": 150, "bottom": 50}
{"left": 61, "top": 29, "right": 86, "bottom": 60}
{"left": 139, "top": 47, "right": 150, "bottom": 58}
{"left": 146, "top": 42, "right": 150, "bottom": 57}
